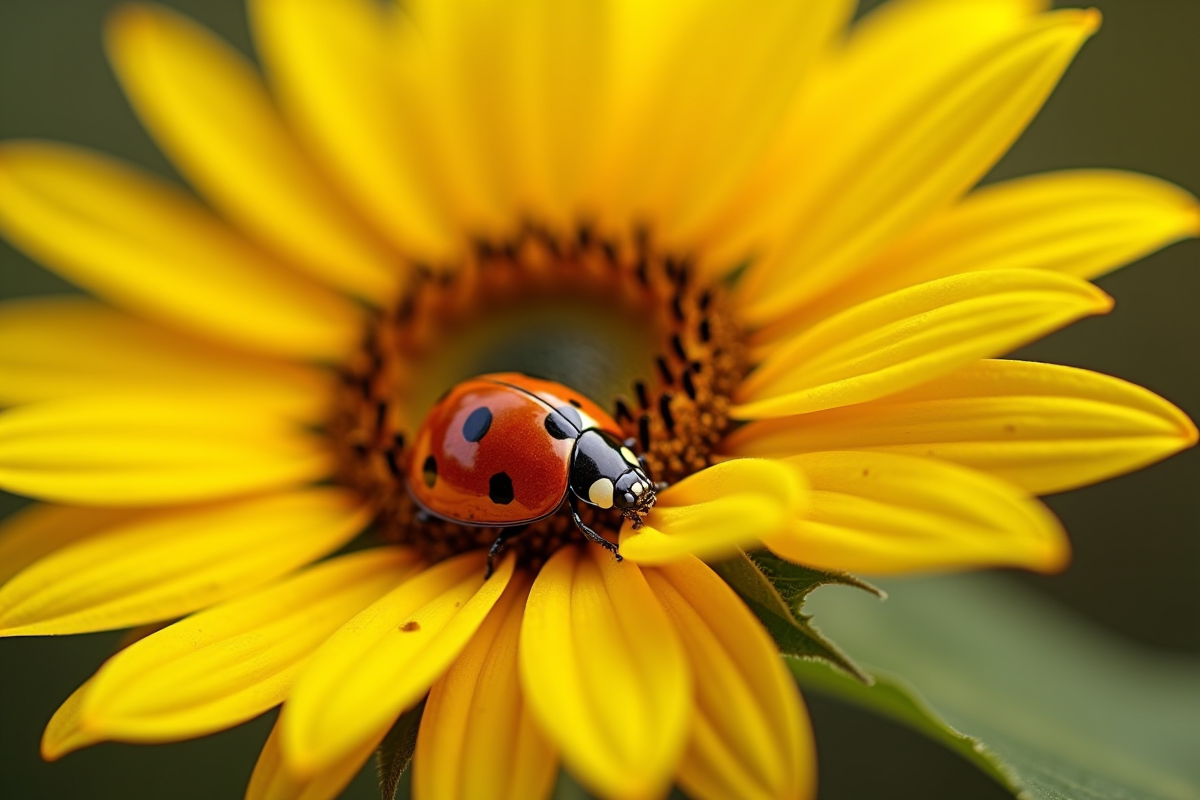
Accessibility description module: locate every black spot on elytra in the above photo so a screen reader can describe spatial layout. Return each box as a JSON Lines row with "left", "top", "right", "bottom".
{"left": 545, "top": 412, "right": 572, "bottom": 440}
{"left": 462, "top": 406, "right": 492, "bottom": 443}
{"left": 568, "top": 398, "right": 582, "bottom": 408}
{"left": 544, "top": 404, "right": 583, "bottom": 439}
{"left": 558, "top": 404, "right": 582, "bottom": 429}
{"left": 422, "top": 455, "right": 438, "bottom": 488}
{"left": 489, "top": 471, "right": 515, "bottom": 505}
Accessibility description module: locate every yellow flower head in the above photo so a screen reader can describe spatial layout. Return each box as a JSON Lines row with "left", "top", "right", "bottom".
{"left": 0, "top": 1, "right": 1196, "bottom": 799}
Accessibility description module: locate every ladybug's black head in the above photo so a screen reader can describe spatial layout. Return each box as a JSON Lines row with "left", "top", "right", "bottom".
{"left": 570, "top": 430, "right": 657, "bottom": 517}
{"left": 613, "top": 468, "right": 656, "bottom": 514}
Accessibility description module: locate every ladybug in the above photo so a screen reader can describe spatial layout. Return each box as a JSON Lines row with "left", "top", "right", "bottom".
{"left": 407, "top": 373, "right": 658, "bottom": 573}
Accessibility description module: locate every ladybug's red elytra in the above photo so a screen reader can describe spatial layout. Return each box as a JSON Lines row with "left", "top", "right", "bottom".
{"left": 407, "top": 373, "right": 658, "bottom": 573}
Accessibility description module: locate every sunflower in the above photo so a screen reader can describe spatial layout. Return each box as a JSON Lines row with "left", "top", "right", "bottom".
{"left": 0, "top": 0, "right": 1196, "bottom": 799}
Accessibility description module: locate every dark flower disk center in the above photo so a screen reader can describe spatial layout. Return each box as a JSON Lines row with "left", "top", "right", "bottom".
{"left": 330, "top": 224, "right": 748, "bottom": 569}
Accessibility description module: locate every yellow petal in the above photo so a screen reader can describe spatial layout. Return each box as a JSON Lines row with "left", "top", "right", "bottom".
{"left": 765, "top": 451, "right": 1067, "bottom": 575}
{"left": 0, "top": 297, "right": 333, "bottom": 421}
{"left": 733, "top": 269, "right": 1112, "bottom": 420}
{"left": 645, "top": 557, "right": 814, "bottom": 800}
{"left": 620, "top": 459, "right": 806, "bottom": 565}
{"left": 725, "top": 360, "right": 1197, "bottom": 495}
{"left": 589, "top": 0, "right": 851, "bottom": 246}
{"left": 345, "top": 1, "right": 510, "bottom": 239}
{"left": 106, "top": 4, "right": 401, "bottom": 302}
{"left": 399, "top": 0, "right": 584, "bottom": 231}
{"left": 0, "top": 142, "right": 360, "bottom": 359}
{"left": 520, "top": 545, "right": 690, "bottom": 800}
{"left": 41, "top": 682, "right": 92, "bottom": 762}
{"left": 709, "top": 0, "right": 1046, "bottom": 268}
{"left": 42, "top": 549, "right": 420, "bottom": 756}
{"left": 249, "top": 0, "right": 457, "bottom": 261}
{"left": 659, "top": 0, "right": 854, "bottom": 250}
{"left": 281, "top": 552, "right": 514, "bottom": 776}
{"left": 247, "top": 715, "right": 380, "bottom": 800}
{"left": 0, "top": 489, "right": 369, "bottom": 637}
{"left": 0, "top": 395, "right": 332, "bottom": 506}
{"left": 0, "top": 503, "right": 151, "bottom": 586}
{"left": 413, "top": 573, "right": 558, "bottom": 800}
{"left": 780, "top": 170, "right": 1200, "bottom": 329}
{"left": 734, "top": 8, "right": 1098, "bottom": 325}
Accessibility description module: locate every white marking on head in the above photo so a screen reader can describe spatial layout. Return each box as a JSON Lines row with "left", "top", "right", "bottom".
{"left": 631, "top": 482, "right": 644, "bottom": 496}
{"left": 588, "top": 477, "right": 615, "bottom": 509}
{"left": 620, "top": 447, "right": 639, "bottom": 466}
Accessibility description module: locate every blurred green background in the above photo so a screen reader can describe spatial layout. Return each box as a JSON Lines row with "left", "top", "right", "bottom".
{"left": 1, "top": 1, "right": 1197, "bottom": 798}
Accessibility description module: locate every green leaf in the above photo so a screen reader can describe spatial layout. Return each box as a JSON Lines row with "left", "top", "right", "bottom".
{"left": 747, "top": 550, "right": 882, "bottom": 611}
{"left": 375, "top": 699, "right": 426, "bottom": 800}
{"left": 798, "top": 574, "right": 1200, "bottom": 800}
{"left": 791, "top": 660, "right": 1021, "bottom": 793}
{"left": 712, "top": 549, "right": 879, "bottom": 682}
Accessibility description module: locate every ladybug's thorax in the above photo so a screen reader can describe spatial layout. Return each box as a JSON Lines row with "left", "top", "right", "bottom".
{"left": 570, "top": 430, "right": 656, "bottom": 515}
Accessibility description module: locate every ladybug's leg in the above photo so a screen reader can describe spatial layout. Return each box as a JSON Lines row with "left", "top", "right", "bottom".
{"left": 569, "top": 494, "right": 623, "bottom": 562}
{"left": 485, "top": 526, "right": 525, "bottom": 579}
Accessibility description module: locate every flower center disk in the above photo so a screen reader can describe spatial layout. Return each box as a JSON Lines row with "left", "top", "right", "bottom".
{"left": 331, "top": 225, "right": 748, "bottom": 569}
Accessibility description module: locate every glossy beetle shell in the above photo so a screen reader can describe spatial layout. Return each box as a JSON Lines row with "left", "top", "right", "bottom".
{"left": 407, "top": 373, "right": 622, "bottom": 525}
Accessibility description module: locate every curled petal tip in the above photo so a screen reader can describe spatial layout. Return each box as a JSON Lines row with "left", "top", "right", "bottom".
{"left": 39, "top": 723, "right": 97, "bottom": 763}
{"left": 1180, "top": 414, "right": 1199, "bottom": 449}
{"left": 1080, "top": 7, "right": 1102, "bottom": 35}
{"left": 1185, "top": 203, "right": 1200, "bottom": 237}
{"left": 1039, "top": 536, "right": 1073, "bottom": 575}
{"left": 1085, "top": 282, "right": 1116, "bottom": 313}
{"left": 40, "top": 696, "right": 99, "bottom": 762}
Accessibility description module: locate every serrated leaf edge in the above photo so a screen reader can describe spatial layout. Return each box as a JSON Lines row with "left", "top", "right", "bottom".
{"left": 713, "top": 549, "right": 878, "bottom": 684}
